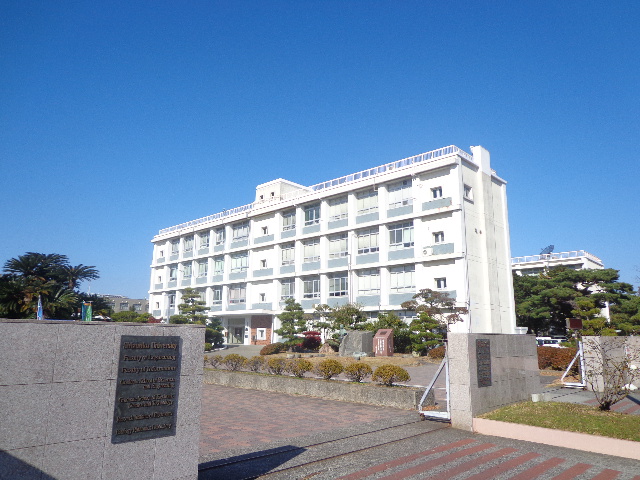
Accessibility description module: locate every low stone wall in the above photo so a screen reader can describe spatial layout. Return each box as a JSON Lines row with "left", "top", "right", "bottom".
{"left": 0, "top": 319, "right": 204, "bottom": 480}
{"left": 204, "top": 369, "right": 428, "bottom": 410}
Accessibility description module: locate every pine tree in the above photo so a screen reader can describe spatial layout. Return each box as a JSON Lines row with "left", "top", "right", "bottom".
{"left": 275, "top": 298, "right": 307, "bottom": 344}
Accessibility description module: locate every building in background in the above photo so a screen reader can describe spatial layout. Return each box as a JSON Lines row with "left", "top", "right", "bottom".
{"left": 511, "top": 250, "right": 604, "bottom": 276}
{"left": 149, "top": 145, "right": 515, "bottom": 345}
{"left": 102, "top": 295, "right": 149, "bottom": 314}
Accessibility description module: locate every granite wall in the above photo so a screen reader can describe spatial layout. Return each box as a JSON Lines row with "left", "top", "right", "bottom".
{"left": 0, "top": 319, "right": 204, "bottom": 480}
{"left": 447, "top": 333, "right": 539, "bottom": 431}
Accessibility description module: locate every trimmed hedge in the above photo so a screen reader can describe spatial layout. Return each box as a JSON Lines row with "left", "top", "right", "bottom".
{"left": 286, "top": 358, "right": 314, "bottom": 377}
{"left": 222, "top": 354, "right": 247, "bottom": 371}
{"left": 314, "top": 358, "right": 344, "bottom": 380}
{"left": 537, "top": 346, "right": 577, "bottom": 370}
{"left": 344, "top": 362, "right": 373, "bottom": 383}
{"left": 427, "top": 346, "right": 446, "bottom": 360}
{"left": 260, "top": 342, "right": 287, "bottom": 355}
{"left": 372, "top": 365, "right": 411, "bottom": 386}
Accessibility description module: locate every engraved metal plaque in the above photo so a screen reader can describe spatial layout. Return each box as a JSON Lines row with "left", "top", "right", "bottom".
{"left": 111, "top": 335, "right": 182, "bottom": 443}
{"left": 476, "top": 339, "right": 492, "bottom": 388}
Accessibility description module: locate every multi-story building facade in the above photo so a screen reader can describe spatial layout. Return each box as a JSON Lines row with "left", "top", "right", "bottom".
{"left": 102, "top": 295, "right": 150, "bottom": 314}
{"left": 149, "top": 145, "right": 516, "bottom": 345}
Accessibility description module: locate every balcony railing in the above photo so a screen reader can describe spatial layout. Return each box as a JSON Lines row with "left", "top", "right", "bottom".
{"left": 511, "top": 250, "right": 603, "bottom": 265}
{"left": 158, "top": 145, "right": 471, "bottom": 235}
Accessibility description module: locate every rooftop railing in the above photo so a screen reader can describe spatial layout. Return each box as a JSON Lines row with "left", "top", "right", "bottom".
{"left": 158, "top": 145, "right": 471, "bottom": 235}
{"left": 511, "top": 250, "right": 603, "bottom": 265}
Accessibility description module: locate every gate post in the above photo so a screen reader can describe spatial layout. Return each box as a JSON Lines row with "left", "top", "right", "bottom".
{"left": 447, "top": 333, "right": 539, "bottom": 431}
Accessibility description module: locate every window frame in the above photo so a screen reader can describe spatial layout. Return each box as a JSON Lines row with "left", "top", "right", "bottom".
{"left": 357, "top": 227, "right": 379, "bottom": 254}
{"left": 388, "top": 221, "right": 414, "bottom": 250}
{"left": 304, "top": 203, "right": 321, "bottom": 226}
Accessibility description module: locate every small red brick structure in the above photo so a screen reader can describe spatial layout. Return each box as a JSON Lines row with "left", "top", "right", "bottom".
{"left": 250, "top": 315, "right": 272, "bottom": 345}
{"left": 374, "top": 329, "right": 394, "bottom": 356}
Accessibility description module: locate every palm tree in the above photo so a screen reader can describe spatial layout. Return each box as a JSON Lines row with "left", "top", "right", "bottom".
{"left": 57, "top": 264, "right": 100, "bottom": 290}
{"left": 3, "top": 252, "right": 69, "bottom": 281}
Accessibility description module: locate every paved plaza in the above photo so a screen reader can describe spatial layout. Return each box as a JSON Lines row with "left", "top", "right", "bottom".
{"left": 199, "top": 384, "right": 640, "bottom": 480}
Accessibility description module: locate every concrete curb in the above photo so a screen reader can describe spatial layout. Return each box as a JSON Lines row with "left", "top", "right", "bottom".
{"left": 473, "top": 418, "right": 640, "bottom": 461}
{"left": 204, "top": 369, "right": 432, "bottom": 410}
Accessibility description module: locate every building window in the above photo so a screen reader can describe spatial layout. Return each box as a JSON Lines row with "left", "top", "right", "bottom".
{"left": 198, "top": 261, "right": 208, "bottom": 277}
{"left": 215, "top": 228, "right": 225, "bottom": 245}
{"left": 260, "top": 259, "right": 267, "bottom": 268}
{"left": 356, "top": 189, "right": 378, "bottom": 215}
{"left": 432, "top": 186, "right": 443, "bottom": 199}
{"left": 463, "top": 184, "right": 473, "bottom": 200}
{"left": 390, "top": 265, "right": 415, "bottom": 292}
{"left": 213, "top": 256, "right": 224, "bottom": 275}
{"left": 158, "top": 249, "right": 164, "bottom": 258}
{"left": 281, "top": 278, "right": 295, "bottom": 300}
{"left": 171, "top": 240, "right": 179, "bottom": 255}
{"left": 357, "top": 227, "right": 379, "bottom": 254}
{"left": 182, "top": 263, "right": 192, "bottom": 279}
{"left": 232, "top": 221, "right": 249, "bottom": 241}
{"left": 329, "top": 273, "right": 348, "bottom": 297}
{"left": 304, "top": 203, "right": 320, "bottom": 226}
{"left": 282, "top": 210, "right": 296, "bottom": 231}
{"left": 303, "top": 238, "right": 320, "bottom": 262}
{"left": 257, "top": 328, "right": 266, "bottom": 340}
{"left": 433, "top": 231, "right": 445, "bottom": 243}
{"left": 259, "top": 293, "right": 266, "bottom": 302}
{"left": 281, "top": 242, "right": 295, "bottom": 265}
{"left": 357, "top": 268, "right": 380, "bottom": 295}
{"left": 169, "top": 266, "right": 177, "bottom": 281}
{"left": 183, "top": 236, "right": 194, "bottom": 252}
{"left": 329, "top": 196, "right": 348, "bottom": 221}
{"left": 168, "top": 294, "right": 176, "bottom": 308}
{"left": 120, "top": 302, "right": 129, "bottom": 310}
{"left": 212, "top": 287, "right": 222, "bottom": 305}
{"left": 199, "top": 232, "right": 210, "bottom": 248}
{"left": 389, "top": 221, "right": 414, "bottom": 250}
{"left": 261, "top": 226, "right": 268, "bottom": 235}
{"left": 230, "top": 252, "right": 249, "bottom": 272}
{"left": 155, "top": 302, "right": 160, "bottom": 309}
{"left": 303, "top": 277, "right": 320, "bottom": 298}
{"left": 229, "top": 284, "right": 246, "bottom": 304}
{"left": 328, "top": 233, "right": 348, "bottom": 258}
{"left": 435, "top": 277, "right": 447, "bottom": 289}
{"left": 157, "top": 275, "right": 162, "bottom": 283}
{"left": 388, "top": 179, "right": 412, "bottom": 209}
{"left": 132, "top": 303, "right": 142, "bottom": 312}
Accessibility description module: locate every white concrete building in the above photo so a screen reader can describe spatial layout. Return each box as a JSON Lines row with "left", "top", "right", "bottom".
{"left": 511, "top": 250, "right": 604, "bottom": 276}
{"left": 149, "top": 145, "right": 516, "bottom": 345}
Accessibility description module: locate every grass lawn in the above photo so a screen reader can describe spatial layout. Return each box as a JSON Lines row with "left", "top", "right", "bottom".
{"left": 480, "top": 401, "right": 640, "bottom": 442}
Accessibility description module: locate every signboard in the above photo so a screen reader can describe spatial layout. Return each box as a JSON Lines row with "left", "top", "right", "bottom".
{"left": 476, "top": 339, "right": 492, "bottom": 388}
{"left": 566, "top": 318, "right": 583, "bottom": 330}
{"left": 111, "top": 335, "right": 182, "bottom": 443}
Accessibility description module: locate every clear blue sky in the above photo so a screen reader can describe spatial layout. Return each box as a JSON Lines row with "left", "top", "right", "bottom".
{"left": 1, "top": 1, "right": 639, "bottom": 299}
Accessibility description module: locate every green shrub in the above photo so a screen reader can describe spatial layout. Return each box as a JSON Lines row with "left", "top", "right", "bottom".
{"left": 314, "top": 358, "right": 344, "bottom": 380}
{"left": 427, "top": 346, "right": 446, "bottom": 360}
{"left": 372, "top": 364, "right": 410, "bottom": 386}
{"left": 260, "top": 342, "right": 286, "bottom": 355}
{"left": 245, "top": 356, "right": 265, "bottom": 372}
{"left": 286, "top": 358, "right": 313, "bottom": 377}
{"left": 343, "top": 362, "right": 373, "bottom": 382}
{"left": 204, "top": 343, "right": 212, "bottom": 351}
{"left": 267, "top": 357, "right": 287, "bottom": 375}
{"left": 222, "top": 354, "right": 246, "bottom": 371}
{"left": 207, "top": 354, "right": 224, "bottom": 368}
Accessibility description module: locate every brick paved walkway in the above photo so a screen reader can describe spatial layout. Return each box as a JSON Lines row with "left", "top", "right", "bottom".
{"left": 199, "top": 383, "right": 417, "bottom": 456}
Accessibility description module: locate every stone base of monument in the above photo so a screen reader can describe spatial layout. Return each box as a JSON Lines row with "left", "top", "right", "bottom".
{"left": 0, "top": 319, "right": 204, "bottom": 480}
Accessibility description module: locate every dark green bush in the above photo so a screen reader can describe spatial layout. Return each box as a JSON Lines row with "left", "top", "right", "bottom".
{"left": 372, "top": 364, "right": 410, "bottom": 386}
{"left": 314, "top": 358, "right": 344, "bottom": 380}
{"left": 222, "top": 354, "right": 246, "bottom": 371}
{"left": 286, "top": 358, "right": 313, "bottom": 377}
{"left": 245, "top": 356, "right": 265, "bottom": 372}
{"left": 343, "top": 362, "right": 373, "bottom": 382}
{"left": 260, "top": 342, "right": 286, "bottom": 355}
{"left": 204, "top": 343, "right": 212, "bottom": 352}
{"left": 266, "top": 357, "right": 287, "bottom": 375}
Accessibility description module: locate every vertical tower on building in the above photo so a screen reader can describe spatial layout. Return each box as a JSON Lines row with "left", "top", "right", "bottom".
{"left": 149, "top": 145, "right": 516, "bottom": 345}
